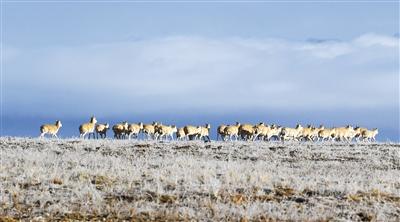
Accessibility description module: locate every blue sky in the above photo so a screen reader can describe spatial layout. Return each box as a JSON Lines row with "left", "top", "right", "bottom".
{"left": 2, "top": 2, "right": 400, "bottom": 140}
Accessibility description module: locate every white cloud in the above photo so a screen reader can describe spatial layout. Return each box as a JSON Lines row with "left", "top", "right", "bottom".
{"left": 297, "top": 42, "right": 353, "bottom": 58}
{"left": 4, "top": 34, "right": 399, "bottom": 117}
{"left": 354, "top": 33, "right": 399, "bottom": 47}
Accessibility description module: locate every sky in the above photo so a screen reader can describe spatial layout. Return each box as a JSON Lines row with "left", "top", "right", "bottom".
{"left": 2, "top": 1, "right": 400, "bottom": 141}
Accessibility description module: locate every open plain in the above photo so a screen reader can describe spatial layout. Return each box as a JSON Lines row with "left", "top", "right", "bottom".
{"left": 0, "top": 137, "right": 399, "bottom": 221}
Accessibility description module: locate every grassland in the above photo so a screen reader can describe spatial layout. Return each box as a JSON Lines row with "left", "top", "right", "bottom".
{"left": 0, "top": 137, "right": 399, "bottom": 221}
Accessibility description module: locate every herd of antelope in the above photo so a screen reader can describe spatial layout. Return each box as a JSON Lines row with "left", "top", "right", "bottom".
{"left": 39, "top": 116, "right": 379, "bottom": 142}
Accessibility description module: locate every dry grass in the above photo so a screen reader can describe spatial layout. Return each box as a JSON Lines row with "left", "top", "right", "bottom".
{"left": 0, "top": 137, "right": 399, "bottom": 221}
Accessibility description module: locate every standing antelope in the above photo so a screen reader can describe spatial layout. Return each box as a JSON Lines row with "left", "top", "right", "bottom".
{"left": 79, "top": 116, "right": 98, "bottom": 139}
{"left": 142, "top": 122, "right": 158, "bottom": 140}
{"left": 157, "top": 125, "right": 178, "bottom": 140}
{"left": 113, "top": 121, "right": 129, "bottom": 139}
{"left": 217, "top": 125, "right": 227, "bottom": 141}
{"left": 176, "top": 127, "right": 186, "bottom": 140}
{"left": 223, "top": 122, "right": 241, "bottom": 141}
{"left": 39, "top": 120, "right": 62, "bottom": 138}
{"left": 183, "top": 125, "right": 201, "bottom": 140}
{"left": 197, "top": 124, "right": 211, "bottom": 142}
{"left": 361, "top": 128, "right": 379, "bottom": 142}
{"left": 95, "top": 123, "right": 110, "bottom": 139}
{"left": 126, "top": 122, "right": 144, "bottom": 140}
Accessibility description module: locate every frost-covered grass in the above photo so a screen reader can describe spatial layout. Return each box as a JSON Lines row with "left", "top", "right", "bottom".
{"left": 0, "top": 137, "right": 399, "bottom": 221}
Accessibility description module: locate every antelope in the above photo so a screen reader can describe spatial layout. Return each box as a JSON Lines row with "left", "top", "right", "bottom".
{"left": 354, "top": 126, "right": 368, "bottom": 141}
{"left": 361, "top": 128, "right": 379, "bottom": 142}
{"left": 280, "top": 124, "right": 303, "bottom": 141}
{"left": 239, "top": 124, "right": 257, "bottom": 141}
{"left": 318, "top": 128, "right": 335, "bottom": 141}
{"left": 253, "top": 123, "right": 269, "bottom": 141}
{"left": 95, "top": 123, "right": 109, "bottom": 139}
{"left": 39, "top": 120, "right": 62, "bottom": 138}
{"left": 184, "top": 125, "right": 201, "bottom": 140}
{"left": 157, "top": 125, "right": 177, "bottom": 140}
{"left": 300, "top": 125, "right": 323, "bottom": 141}
{"left": 223, "top": 122, "right": 241, "bottom": 141}
{"left": 142, "top": 122, "right": 158, "bottom": 140}
{"left": 333, "top": 126, "right": 356, "bottom": 142}
{"left": 113, "top": 121, "right": 128, "bottom": 139}
{"left": 197, "top": 124, "right": 211, "bottom": 142}
{"left": 176, "top": 127, "right": 186, "bottom": 140}
{"left": 79, "top": 116, "right": 98, "bottom": 139}
{"left": 217, "top": 125, "right": 227, "bottom": 141}
{"left": 265, "top": 124, "right": 283, "bottom": 141}
{"left": 126, "top": 122, "right": 144, "bottom": 140}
